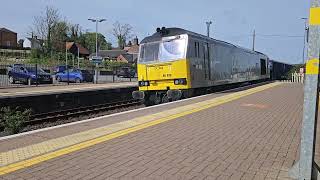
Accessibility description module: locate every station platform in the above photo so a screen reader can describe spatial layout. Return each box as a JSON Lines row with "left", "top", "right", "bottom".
{"left": 0, "top": 82, "right": 309, "bottom": 180}
{"left": 0, "top": 82, "right": 137, "bottom": 98}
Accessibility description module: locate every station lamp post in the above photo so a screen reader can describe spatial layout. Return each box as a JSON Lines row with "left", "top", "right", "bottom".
{"left": 88, "top": 18, "right": 106, "bottom": 84}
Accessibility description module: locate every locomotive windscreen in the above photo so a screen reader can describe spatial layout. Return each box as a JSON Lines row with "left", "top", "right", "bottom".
{"left": 139, "top": 37, "right": 186, "bottom": 63}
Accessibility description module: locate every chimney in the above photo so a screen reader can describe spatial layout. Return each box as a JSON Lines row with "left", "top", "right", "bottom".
{"left": 133, "top": 36, "right": 139, "bottom": 45}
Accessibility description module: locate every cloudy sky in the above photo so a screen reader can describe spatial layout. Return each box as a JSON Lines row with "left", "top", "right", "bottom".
{"left": 0, "top": 0, "right": 310, "bottom": 64}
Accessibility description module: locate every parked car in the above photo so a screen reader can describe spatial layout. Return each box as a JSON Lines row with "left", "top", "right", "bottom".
{"left": 55, "top": 69, "right": 93, "bottom": 83}
{"left": 6, "top": 64, "right": 24, "bottom": 75}
{"left": 116, "top": 67, "right": 136, "bottom": 78}
{"left": 8, "top": 66, "right": 53, "bottom": 84}
{"left": 54, "top": 65, "right": 73, "bottom": 74}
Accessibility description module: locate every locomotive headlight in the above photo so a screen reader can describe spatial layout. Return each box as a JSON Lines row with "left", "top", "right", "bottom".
{"left": 139, "top": 81, "right": 150, "bottom": 87}
{"left": 174, "top": 78, "right": 187, "bottom": 85}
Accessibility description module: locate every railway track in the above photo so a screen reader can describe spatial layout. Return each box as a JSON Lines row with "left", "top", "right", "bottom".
{"left": 27, "top": 99, "right": 143, "bottom": 125}
{"left": 25, "top": 80, "right": 270, "bottom": 126}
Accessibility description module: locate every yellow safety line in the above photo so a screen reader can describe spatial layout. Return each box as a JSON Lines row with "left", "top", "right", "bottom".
{"left": 0, "top": 82, "right": 280, "bottom": 175}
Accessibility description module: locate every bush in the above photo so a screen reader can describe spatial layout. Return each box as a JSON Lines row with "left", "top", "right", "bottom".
{"left": 0, "top": 107, "right": 31, "bottom": 134}
{"left": 286, "top": 64, "right": 305, "bottom": 79}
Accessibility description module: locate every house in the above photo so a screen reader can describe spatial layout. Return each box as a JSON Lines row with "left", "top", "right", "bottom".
{"left": 117, "top": 54, "right": 134, "bottom": 63}
{"left": 23, "top": 37, "right": 44, "bottom": 49}
{"left": 90, "top": 49, "right": 126, "bottom": 61}
{"left": 0, "top": 28, "right": 17, "bottom": 48}
{"left": 122, "top": 37, "right": 139, "bottom": 63}
{"left": 66, "top": 42, "right": 90, "bottom": 57}
{"left": 90, "top": 37, "right": 140, "bottom": 64}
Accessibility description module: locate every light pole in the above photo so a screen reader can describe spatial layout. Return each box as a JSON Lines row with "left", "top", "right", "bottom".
{"left": 301, "top": 17, "right": 308, "bottom": 64}
{"left": 206, "top": 21, "right": 212, "bottom": 37}
{"left": 88, "top": 18, "right": 106, "bottom": 84}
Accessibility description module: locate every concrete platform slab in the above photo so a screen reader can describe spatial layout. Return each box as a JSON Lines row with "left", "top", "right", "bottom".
{"left": 0, "top": 82, "right": 137, "bottom": 98}
{"left": 0, "top": 82, "right": 309, "bottom": 180}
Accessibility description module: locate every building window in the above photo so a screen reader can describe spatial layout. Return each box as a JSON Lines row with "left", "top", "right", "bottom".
{"left": 6, "top": 41, "right": 11, "bottom": 47}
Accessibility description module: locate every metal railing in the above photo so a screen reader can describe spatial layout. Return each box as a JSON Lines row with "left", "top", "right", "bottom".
{"left": 0, "top": 63, "right": 137, "bottom": 88}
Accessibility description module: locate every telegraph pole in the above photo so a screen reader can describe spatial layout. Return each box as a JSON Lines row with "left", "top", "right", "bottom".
{"left": 289, "top": 1, "right": 320, "bottom": 179}
{"left": 252, "top": 30, "right": 256, "bottom": 51}
{"left": 206, "top": 21, "right": 212, "bottom": 37}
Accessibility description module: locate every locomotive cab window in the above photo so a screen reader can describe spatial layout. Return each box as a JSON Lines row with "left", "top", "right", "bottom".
{"left": 139, "top": 42, "right": 160, "bottom": 62}
{"left": 260, "top": 59, "right": 267, "bottom": 75}
{"left": 139, "top": 36, "right": 187, "bottom": 63}
{"left": 159, "top": 37, "right": 186, "bottom": 62}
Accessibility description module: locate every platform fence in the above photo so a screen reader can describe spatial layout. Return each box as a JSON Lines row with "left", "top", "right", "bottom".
{"left": 291, "top": 72, "right": 305, "bottom": 83}
{"left": 0, "top": 63, "right": 137, "bottom": 88}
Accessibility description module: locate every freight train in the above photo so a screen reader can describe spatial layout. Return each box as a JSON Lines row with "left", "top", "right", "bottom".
{"left": 132, "top": 27, "right": 291, "bottom": 105}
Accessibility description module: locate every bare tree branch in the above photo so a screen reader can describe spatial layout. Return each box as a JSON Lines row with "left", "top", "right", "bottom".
{"left": 29, "top": 6, "right": 60, "bottom": 53}
{"left": 111, "top": 21, "right": 133, "bottom": 49}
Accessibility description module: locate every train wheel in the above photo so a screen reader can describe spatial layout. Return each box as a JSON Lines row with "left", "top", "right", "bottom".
{"left": 161, "top": 94, "right": 169, "bottom": 103}
{"left": 149, "top": 93, "right": 161, "bottom": 105}
{"left": 144, "top": 93, "right": 160, "bottom": 106}
{"left": 144, "top": 99, "right": 153, "bottom": 106}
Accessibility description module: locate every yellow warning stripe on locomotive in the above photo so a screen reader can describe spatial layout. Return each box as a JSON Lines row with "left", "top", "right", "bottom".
{"left": 310, "top": 7, "right": 320, "bottom": 25}
{"left": 306, "top": 59, "right": 319, "bottom": 75}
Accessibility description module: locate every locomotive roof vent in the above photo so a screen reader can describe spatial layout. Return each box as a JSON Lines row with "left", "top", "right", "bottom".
{"left": 156, "top": 27, "right": 169, "bottom": 36}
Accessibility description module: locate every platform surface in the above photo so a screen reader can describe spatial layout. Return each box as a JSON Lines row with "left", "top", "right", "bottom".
{"left": 0, "top": 82, "right": 137, "bottom": 98}
{"left": 0, "top": 82, "right": 312, "bottom": 180}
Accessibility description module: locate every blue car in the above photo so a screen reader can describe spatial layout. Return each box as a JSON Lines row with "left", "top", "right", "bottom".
{"left": 54, "top": 65, "right": 73, "bottom": 74}
{"left": 8, "top": 66, "right": 53, "bottom": 84}
{"left": 55, "top": 69, "right": 93, "bottom": 83}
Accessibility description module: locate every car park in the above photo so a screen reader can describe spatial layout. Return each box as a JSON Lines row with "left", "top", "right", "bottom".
{"left": 8, "top": 66, "right": 53, "bottom": 84}
{"left": 55, "top": 69, "right": 93, "bottom": 83}
{"left": 116, "top": 67, "right": 136, "bottom": 78}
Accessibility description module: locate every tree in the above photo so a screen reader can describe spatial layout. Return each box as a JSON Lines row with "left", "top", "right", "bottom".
{"left": 79, "top": 32, "right": 112, "bottom": 53}
{"left": 111, "top": 21, "right": 133, "bottom": 49}
{"left": 68, "top": 23, "right": 82, "bottom": 42}
{"left": 51, "top": 20, "right": 69, "bottom": 52}
{"left": 30, "top": 6, "right": 60, "bottom": 54}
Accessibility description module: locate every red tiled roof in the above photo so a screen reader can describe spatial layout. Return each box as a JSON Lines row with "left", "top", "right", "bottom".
{"left": 127, "top": 45, "right": 139, "bottom": 54}
{"left": 66, "top": 42, "right": 89, "bottom": 55}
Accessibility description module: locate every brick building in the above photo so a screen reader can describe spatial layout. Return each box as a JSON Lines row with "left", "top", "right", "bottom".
{"left": 0, "top": 28, "right": 17, "bottom": 48}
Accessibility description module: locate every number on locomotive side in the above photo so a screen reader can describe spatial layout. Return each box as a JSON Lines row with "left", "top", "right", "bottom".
{"left": 162, "top": 74, "right": 172, "bottom": 77}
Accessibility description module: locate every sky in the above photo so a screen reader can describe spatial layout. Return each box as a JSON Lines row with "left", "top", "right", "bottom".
{"left": 0, "top": 0, "right": 310, "bottom": 64}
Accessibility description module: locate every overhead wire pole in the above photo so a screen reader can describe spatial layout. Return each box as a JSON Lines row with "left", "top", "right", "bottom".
{"left": 206, "top": 21, "right": 212, "bottom": 37}
{"left": 252, "top": 30, "right": 256, "bottom": 51}
{"left": 302, "top": 17, "right": 309, "bottom": 64}
{"left": 289, "top": 1, "right": 320, "bottom": 179}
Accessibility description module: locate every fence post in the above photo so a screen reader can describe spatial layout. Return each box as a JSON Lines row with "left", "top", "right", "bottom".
{"left": 35, "top": 63, "right": 38, "bottom": 86}
{"left": 92, "top": 66, "right": 94, "bottom": 84}
{"left": 112, "top": 66, "right": 115, "bottom": 83}
{"left": 67, "top": 65, "right": 69, "bottom": 85}
{"left": 291, "top": 73, "right": 294, "bottom": 82}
